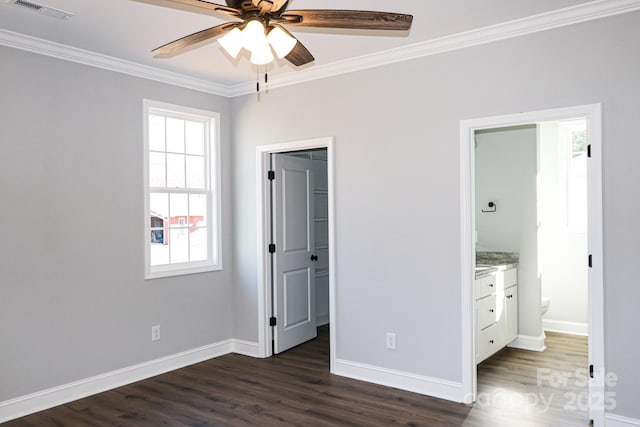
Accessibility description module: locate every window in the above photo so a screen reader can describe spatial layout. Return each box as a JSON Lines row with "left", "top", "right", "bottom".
{"left": 559, "top": 119, "right": 588, "bottom": 231}
{"left": 144, "top": 100, "right": 221, "bottom": 279}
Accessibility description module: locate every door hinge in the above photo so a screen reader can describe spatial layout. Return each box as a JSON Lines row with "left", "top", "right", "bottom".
{"left": 269, "top": 317, "right": 277, "bottom": 327}
{"left": 587, "top": 144, "right": 592, "bottom": 158}
{"left": 267, "top": 170, "right": 275, "bottom": 180}
{"left": 589, "top": 364, "right": 594, "bottom": 379}
{"left": 269, "top": 243, "right": 276, "bottom": 253}
{"left": 588, "top": 254, "right": 593, "bottom": 268}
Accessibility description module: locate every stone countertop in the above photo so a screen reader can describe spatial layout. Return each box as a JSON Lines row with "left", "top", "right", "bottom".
{"left": 475, "top": 251, "right": 519, "bottom": 278}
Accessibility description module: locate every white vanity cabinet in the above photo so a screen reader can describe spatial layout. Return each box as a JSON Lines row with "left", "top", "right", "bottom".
{"left": 475, "top": 267, "right": 518, "bottom": 363}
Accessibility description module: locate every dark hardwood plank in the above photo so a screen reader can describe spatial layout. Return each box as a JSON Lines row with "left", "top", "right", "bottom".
{"left": 6, "top": 328, "right": 589, "bottom": 426}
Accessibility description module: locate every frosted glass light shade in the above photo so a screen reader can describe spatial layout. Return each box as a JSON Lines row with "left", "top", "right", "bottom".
{"left": 242, "top": 19, "right": 267, "bottom": 52}
{"left": 267, "top": 26, "right": 297, "bottom": 59}
{"left": 250, "top": 42, "right": 274, "bottom": 65}
{"left": 218, "top": 27, "right": 243, "bottom": 58}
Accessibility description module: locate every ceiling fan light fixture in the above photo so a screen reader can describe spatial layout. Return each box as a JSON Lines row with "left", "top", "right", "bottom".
{"left": 145, "top": 0, "right": 413, "bottom": 70}
{"left": 250, "top": 41, "right": 274, "bottom": 65}
{"left": 241, "top": 19, "right": 267, "bottom": 52}
{"left": 218, "top": 27, "right": 243, "bottom": 58}
{"left": 267, "top": 25, "right": 296, "bottom": 59}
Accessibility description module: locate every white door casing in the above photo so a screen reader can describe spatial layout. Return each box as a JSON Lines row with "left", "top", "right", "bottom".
{"left": 272, "top": 154, "right": 317, "bottom": 353}
{"left": 256, "top": 137, "right": 335, "bottom": 367}
{"left": 459, "top": 104, "right": 604, "bottom": 425}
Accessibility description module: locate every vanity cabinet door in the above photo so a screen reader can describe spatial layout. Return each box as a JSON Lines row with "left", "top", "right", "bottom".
{"left": 503, "top": 268, "right": 517, "bottom": 288}
{"left": 504, "top": 286, "right": 518, "bottom": 344}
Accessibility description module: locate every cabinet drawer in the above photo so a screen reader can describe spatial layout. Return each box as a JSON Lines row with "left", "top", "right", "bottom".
{"left": 478, "top": 323, "right": 500, "bottom": 363}
{"left": 475, "top": 275, "right": 497, "bottom": 299}
{"left": 476, "top": 294, "right": 497, "bottom": 330}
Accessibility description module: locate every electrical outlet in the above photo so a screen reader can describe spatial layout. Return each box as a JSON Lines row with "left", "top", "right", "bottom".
{"left": 151, "top": 325, "right": 161, "bottom": 342}
{"left": 386, "top": 332, "right": 396, "bottom": 350}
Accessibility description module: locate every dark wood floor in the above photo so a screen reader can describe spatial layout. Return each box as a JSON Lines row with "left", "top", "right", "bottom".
{"left": 7, "top": 328, "right": 588, "bottom": 426}
{"left": 475, "top": 332, "right": 589, "bottom": 427}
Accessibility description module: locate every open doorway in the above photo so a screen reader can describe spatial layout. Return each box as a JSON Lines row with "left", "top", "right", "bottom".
{"left": 473, "top": 120, "right": 588, "bottom": 423}
{"left": 268, "top": 149, "right": 329, "bottom": 354}
{"left": 460, "top": 105, "right": 604, "bottom": 425}
{"left": 255, "top": 137, "right": 336, "bottom": 367}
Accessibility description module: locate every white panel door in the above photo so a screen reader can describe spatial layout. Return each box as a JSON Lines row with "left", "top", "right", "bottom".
{"left": 272, "top": 154, "right": 317, "bottom": 354}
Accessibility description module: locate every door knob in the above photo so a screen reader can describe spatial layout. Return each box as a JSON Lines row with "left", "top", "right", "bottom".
{"left": 310, "top": 254, "right": 318, "bottom": 262}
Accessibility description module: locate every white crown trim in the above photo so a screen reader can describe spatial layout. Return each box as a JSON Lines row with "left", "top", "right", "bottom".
{"left": 1, "top": 0, "right": 639, "bottom": 98}
{"left": 0, "top": 28, "right": 234, "bottom": 97}
{"left": 228, "top": 0, "right": 640, "bottom": 96}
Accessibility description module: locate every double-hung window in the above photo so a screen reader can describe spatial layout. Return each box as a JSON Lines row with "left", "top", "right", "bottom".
{"left": 144, "top": 100, "right": 221, "bottom": 278}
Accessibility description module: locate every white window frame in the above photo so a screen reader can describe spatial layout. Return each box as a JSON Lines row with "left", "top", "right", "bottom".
{"left": 143, "top": 99, "right": 222, "bottom": 279}
{"left": 559, "top": 119, "right": 588, "bottom": 232}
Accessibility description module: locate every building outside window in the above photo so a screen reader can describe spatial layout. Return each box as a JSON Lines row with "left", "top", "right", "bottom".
{"left": 143, "top": 100, "right": 221, "bottom": 279}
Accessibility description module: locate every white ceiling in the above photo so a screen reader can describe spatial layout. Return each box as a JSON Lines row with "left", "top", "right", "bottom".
{"left": 0, "top": 0, "right": 594, "bottom": 87}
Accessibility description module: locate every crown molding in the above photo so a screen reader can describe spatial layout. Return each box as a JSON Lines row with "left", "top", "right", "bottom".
{"left": 228, "top": 0, "right": 640, "bottom": 96}
{"left": 0, "top": 28, "right": 234, "bottom": 97}
{"left": 1, "top": 0, "right": 639, "bottom": 98}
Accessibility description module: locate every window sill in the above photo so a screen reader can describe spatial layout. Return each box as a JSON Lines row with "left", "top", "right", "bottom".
{"left": 145, "top": 262, "right": 222, "bottom": 280}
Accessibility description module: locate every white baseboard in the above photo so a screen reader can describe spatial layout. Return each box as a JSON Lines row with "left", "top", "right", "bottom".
{"left": 508, "top": 334, "right": 547, "bottom": 352}
{"left": 606, "top": 413, "right": 640, "bottom": 426}
{"left": 543, "top": 319, "right": 588, "bottom": 336}
{"left": 0, "top": 338, "right": 261, "bottom": 423}
{"left": 333, "top": 358, "right": 463, "bottom": 403}
{"left": 231, "top": 339, "right": 262, "bottom": 357}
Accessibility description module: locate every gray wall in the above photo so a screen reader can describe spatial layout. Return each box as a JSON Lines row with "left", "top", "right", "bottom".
{"left": 231, "top": 12, "right": 640, "bottom": 418}
{"left": 0, "top": 46, "right": 234, "bottom": 401}
{"left": 475, "top": 126, "right": 540, "bottom": 338}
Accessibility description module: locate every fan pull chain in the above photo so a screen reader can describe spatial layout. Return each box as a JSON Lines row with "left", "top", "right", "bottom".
{"left": 255, "top": 66, "right": 269, "bottom": 94}
{"left": 263, "top": 62, "right": 268, "bottom": 92}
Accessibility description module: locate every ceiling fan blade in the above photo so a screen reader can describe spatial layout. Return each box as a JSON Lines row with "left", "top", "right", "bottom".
{"left": 132, "top": 0, "right": 241, "bottom": 18}
{"left": 152, "top": 22, "right": 239, "bottom": 58}
{"left": 279, "top": 10, "right": 413, "bottom": 31}
{"left": 285, "top": 40, "right": 314, "bottom": 67}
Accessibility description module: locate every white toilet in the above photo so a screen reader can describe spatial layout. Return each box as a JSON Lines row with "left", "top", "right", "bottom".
{"left": 541, "top": 296, "right": 551, "bottom": 316}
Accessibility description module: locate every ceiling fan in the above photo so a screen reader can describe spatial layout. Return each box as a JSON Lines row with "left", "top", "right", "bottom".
{"left": 134, "top": 0, "right": 413, "bottom": 67}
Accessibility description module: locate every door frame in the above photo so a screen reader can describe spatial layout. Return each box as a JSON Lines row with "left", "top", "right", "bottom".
{"left": 459, "top": 104, "right": 604, "bottom": 425}
{"left": 256, "top": 137, "right": 336, "bottom": 366}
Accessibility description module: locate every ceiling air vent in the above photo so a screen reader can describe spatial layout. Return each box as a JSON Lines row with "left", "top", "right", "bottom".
{"left": 7, "top": 0, "right": 74, "bottom": 20}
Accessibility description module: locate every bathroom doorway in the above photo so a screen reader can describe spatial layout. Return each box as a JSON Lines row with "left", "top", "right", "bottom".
{"left": 460, "top": 104, "right": 604, "bottom": 425}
